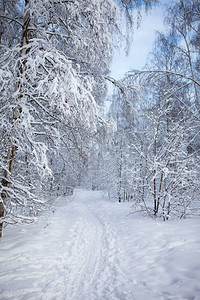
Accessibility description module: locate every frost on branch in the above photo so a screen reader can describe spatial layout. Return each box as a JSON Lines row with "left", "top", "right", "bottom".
{"left": 0, "top": 36, "right": 98, "bottom": 226}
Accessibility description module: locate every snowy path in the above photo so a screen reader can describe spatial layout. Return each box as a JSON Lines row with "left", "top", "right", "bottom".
{"left": 0, "top": 190, "right": 200, "bottom": 300}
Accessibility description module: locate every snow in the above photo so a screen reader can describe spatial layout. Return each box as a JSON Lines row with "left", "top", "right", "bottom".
{"left": 0, "top": 190, "right": 200, "bottom": 300}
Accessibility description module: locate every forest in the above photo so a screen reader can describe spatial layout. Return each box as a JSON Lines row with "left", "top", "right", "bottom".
{"left": 0, "top": 1, "right": 200, "bottom": 299}
{"left": 0, "top": 0, "right": 200, "bottom": 237}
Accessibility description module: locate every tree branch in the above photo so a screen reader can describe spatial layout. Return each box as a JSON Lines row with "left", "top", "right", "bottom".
{"left": 128, "top": 69, "right": 200, "bottom": 88}
{"left": 0, "top": 15, "right": 23, "bottom": 28}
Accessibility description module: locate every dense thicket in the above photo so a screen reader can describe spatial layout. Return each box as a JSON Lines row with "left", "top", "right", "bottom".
{"left": 98, "top": 0, "right": 200, "bottom": 220}
{"left": 2, "top": 0, "right": 199, "bottom": 234}
{"left": 0, "top": 0, "right": 157, "bottom": 235}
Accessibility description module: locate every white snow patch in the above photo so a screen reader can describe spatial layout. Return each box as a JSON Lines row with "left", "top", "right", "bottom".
{"left": 0, "top": 190, "right": 200, "bottom": 299}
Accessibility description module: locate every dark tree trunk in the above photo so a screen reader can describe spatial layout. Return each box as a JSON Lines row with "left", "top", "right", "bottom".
{"left": 0, "top": 0, "right": 31, "bottom": 237}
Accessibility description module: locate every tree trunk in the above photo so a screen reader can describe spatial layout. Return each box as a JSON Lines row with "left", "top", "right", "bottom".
{"left": 0, "top": 0, "right": 30, "bottom": 237}
{"left": 0, "top": 144, "right": 17, "bottom": 236}
{"left": 118, "top": 146, "right": 123, "bottom": 203}
{"left": 153, "top": 138, "right": 157, "bottom": 216}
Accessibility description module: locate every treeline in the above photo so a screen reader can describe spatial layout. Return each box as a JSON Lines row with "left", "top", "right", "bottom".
{"left": 90, "top": 0, "right": 200, "bottom": 220}
{"left": 0, "top": 0, "right": 157, "bottom": 235}
{"left": 1, "top": 1, "right": 199, "bottom": 236}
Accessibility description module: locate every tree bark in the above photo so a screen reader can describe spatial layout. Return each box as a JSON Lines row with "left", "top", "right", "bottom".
{"left": 118, "top": 143, "right": 123, "bottom": 203}
{"left": 0, "top": 0, "right": 30, "bottom": 237}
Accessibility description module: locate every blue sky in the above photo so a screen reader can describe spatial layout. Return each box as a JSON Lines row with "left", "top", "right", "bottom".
{"left": 110, "top": 1, "right": 169, "bottom": 79}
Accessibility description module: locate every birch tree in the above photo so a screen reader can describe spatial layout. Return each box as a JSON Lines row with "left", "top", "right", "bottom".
{"left": 0, "top": 0, "right": 118, "bottom": 235}
{"left": 105, "top": 0, "right": 200, "bottom": 219}
{"left": 0, "top": 0, "right": 158, "bottom": 235}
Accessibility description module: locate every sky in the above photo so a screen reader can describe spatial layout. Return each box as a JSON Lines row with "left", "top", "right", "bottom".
{"left": 110, "top": 1, "right": 169, "bottom": 80}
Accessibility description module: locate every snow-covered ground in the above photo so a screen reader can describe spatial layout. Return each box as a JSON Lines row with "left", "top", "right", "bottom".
{"left": 0, "top": 190, "right": 200, "bottom": 300}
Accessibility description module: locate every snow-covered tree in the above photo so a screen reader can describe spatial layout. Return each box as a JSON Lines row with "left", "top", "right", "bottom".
{"left": 0, "top": 0, "right": 158, "bottom": 235}
{"left": 104, "top": 0, "right": 200, "bottom": 219}
{"left": 0, "top": 0, "right": 119, "bottom": 235}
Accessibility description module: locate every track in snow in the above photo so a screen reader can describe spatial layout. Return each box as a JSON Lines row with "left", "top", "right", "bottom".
{"left": 1, "top": 190, "right": 200, "bottom": 300}
{"left": 0, "top": 190, "right": 134, "bottom": 300}
{"left": 54, "top": 190, "right": 134, "bottom": 300}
